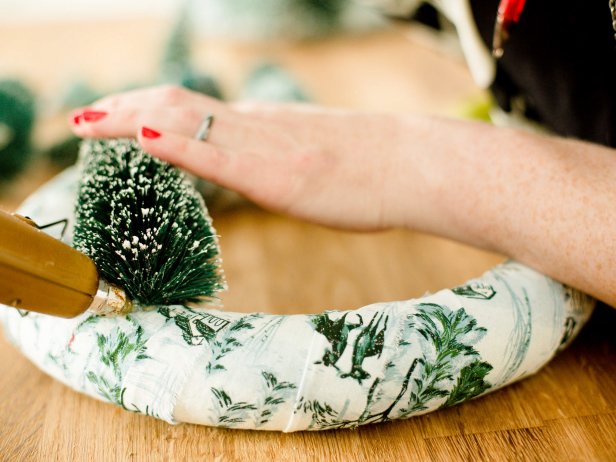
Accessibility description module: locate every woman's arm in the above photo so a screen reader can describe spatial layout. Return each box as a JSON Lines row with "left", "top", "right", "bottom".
{"left": 70, "top": 85, "right": 616, "bottom": 306}
{"left": 398, "top": 116, "right": 616, "bottom": 308}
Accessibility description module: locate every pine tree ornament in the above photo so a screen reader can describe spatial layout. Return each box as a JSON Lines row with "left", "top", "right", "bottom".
{"left": 73, "top": 139, "right": 225, "bottom": 307}
{"left": 159, "top": 6, "right": 224, "bottom": 101}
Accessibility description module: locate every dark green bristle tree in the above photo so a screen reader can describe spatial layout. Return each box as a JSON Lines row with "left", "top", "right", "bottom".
{"left": 160, "top": 5, "right": 224, "bottom": 100}
{"left": 73, "top": 139, "right": 225, "bottom": 307}
{"left": 242, "top": 63, "right": 309, "bottom": 103}
{"left": 0, "top": 79, "right": 36, "bottom": 182}
{"left": 160, "top": 6, "right": 192, "bottom": 83}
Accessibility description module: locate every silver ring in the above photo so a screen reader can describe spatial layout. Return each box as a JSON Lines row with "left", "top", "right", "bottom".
{"left": 195, "top": 113, "right": 215, "bottom": 142}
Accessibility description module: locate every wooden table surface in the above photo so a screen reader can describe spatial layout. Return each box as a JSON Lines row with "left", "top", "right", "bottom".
{"left": 1, "top": 18, "right": 615, "bottom": 462}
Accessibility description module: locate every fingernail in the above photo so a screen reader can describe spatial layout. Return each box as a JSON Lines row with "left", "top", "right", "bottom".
{"left": 141, "top": 126, "right": 161, "bottom": 139}
{"left": 81, "top": 110, "right": 107, "bottom": 122}
{"left": 72, "top": 114, "right": 82, "bottom": 125}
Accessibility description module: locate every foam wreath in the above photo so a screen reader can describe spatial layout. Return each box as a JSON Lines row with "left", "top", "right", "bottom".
{"left": 0, "top": 144, "right": 594, "bottom": 431}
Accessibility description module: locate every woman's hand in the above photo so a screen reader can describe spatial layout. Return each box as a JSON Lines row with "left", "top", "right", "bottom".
{"left": 69, "top": 85, "right": 422, "bottom": 231}
{"left": 70, "top": 84, "right": 616, "bottom": 307}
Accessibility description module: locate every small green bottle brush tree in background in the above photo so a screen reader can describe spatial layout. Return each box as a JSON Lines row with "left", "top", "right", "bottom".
{"left": 0, "top": 80, "right": 36, "bottom": 183}
{"left": 73, "top": 139, "right": 226, "bottom": 307}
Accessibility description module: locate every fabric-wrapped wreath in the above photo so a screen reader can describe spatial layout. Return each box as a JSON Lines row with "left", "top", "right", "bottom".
{"left": 0, "top": 139, "right": 594, "bottom": 431}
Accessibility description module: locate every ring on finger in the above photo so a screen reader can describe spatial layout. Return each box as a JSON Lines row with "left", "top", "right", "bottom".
{"left": 194, "top": 113, "right": 215, "bottom": 142}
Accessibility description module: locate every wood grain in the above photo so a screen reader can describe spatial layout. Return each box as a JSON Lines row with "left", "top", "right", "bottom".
{"left": 0, "top": 17, "right": 614, "bottom": 462}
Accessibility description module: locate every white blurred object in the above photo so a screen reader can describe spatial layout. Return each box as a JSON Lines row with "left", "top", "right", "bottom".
{"left": 360, "top": 0, "right": 422, "bottom": 17}
{"left": 431, "top": 0, "right": 495, "bottom": 88}
{"left": 188, "top": 0, "right": 386, "bottom": 41}
{"left": 365, "top": 1, "right": 495, "bottom": 88}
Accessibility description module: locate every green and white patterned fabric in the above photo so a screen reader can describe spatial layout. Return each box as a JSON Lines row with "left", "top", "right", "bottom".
{"left": 0, "top": 169, "right": 595, "bottom": 431}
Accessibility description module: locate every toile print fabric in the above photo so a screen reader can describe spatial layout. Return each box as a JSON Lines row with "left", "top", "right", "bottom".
{"left": 0, "top": 169, "right": 596, "bottom": 431}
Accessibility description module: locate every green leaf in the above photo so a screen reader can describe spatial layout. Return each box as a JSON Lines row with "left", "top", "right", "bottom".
{"left": 443, "top": 360, "right": 493, "bottom": 407}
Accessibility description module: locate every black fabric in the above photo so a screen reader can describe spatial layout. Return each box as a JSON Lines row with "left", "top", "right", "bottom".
{"left": 411, "top": 4, "right": 442, "bottom": 30}
{"left": 470, "top": 0, "right": 616, "bottom": 147}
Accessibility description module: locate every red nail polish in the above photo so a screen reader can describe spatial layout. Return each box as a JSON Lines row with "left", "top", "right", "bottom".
{"left": 81, "top": 110, "right": 107, "bottom": 122}
{"left": 72, "top": 114, "right": 82, "bottom": 125}
{"left": 141, "top": 127, "right": 161, "bottom": 139}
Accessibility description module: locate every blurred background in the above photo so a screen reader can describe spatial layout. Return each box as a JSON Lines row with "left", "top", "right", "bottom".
{"left": 2, "top": 8, "right": 615, "bottom": 461}
{"left": 0, "top": 0, "right": 487, "bottom": 212}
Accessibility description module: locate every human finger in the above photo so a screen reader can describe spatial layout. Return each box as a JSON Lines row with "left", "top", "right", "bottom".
{"left": 136, "top": 125, "right": 255, "bottom": 195}
{"left": 71, "top": 106, "right": 210, "bottom": 140}
{"left": 86, "top": 84, "right": 224, "bottom": 113}
{"left": 136, "top": 123, "right": 302, "bottom": 213}
{"left": 70, "top": 106, "right": 263, "bottom": 151}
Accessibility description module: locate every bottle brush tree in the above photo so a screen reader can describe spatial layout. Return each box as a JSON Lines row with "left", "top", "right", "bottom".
{"left": 73, "top": 138, "right": 225, "bottom": 307}
{"left": 0, "top": 79, "right": 36, "bottom": 182}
